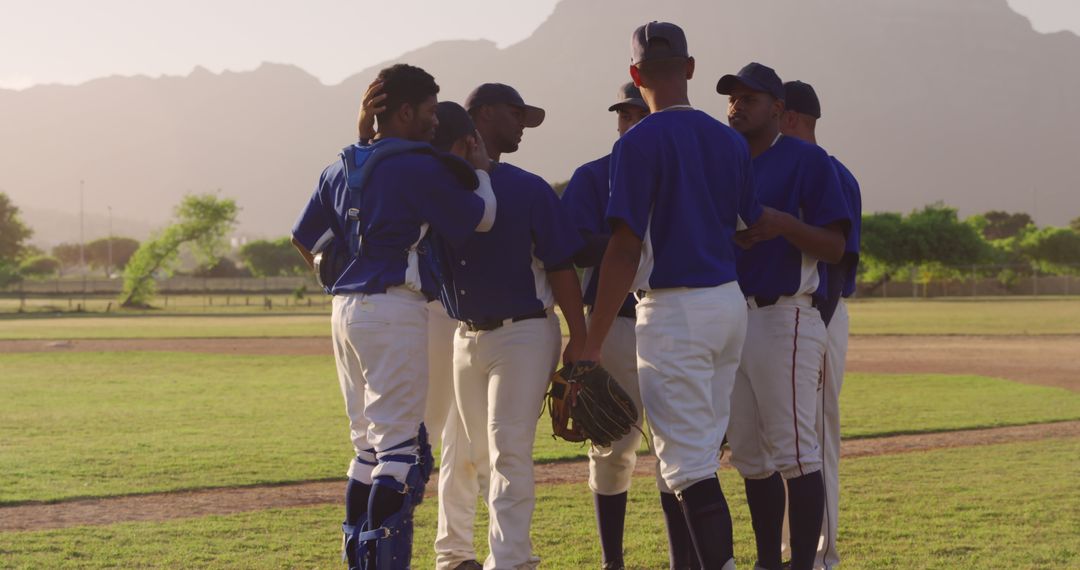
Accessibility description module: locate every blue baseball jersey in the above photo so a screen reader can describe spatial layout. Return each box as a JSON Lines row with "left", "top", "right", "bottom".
{"left": 291, "top": 143, "right": 484, "bottom": 297}
{"left": 832, "top": 157, "right": 862, "bottom": 297}
{"left": 442, "top": 162, "right": 582, "bottom": 322}
{"left": 605, "top": 108, "right": 762, "bottom": 291}
{"left": 736, "top": 135, "right": 852, "bottom": 300}
{"left": 560, "top": 155, "right": 636, "bottom": 314}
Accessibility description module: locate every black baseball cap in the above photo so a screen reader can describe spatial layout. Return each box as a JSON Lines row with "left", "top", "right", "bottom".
{"left": 783, "top": 80, "right": 821, "bottom": 118}
{"left": 631, "top": 21, "right": 689, "bottom": 65}
{"left": 431, "top": 101, "right": 476, "bottom": 152}
{"left": 716, "top": 62, "right": 785, "bottom": 100}
{"left": 608, "top": 82, "right": 648, "bottom": 112}
{"left": 464, "top": 83, "right": 545, "bottom": 128}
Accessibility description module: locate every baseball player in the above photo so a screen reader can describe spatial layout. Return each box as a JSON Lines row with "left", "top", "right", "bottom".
{"left": 717, "top": 63, "right": 851, "bottom": 570}
{"left": 443, "top": 82, "right": 586, "bottom": 570}
{"left": 559, "top": 82, "right": 651, "bottom": 570}
{"left": 358, "top": 91, "right": 497, "bottom": 570}
{"left": 291, "top": 63, "right": 497, "bottom": 570}
{"left": 778, "top": 80, "right": 862, "bottom": 570}
{"left": 581, "top": 22, "right": 762, "bottom": 570}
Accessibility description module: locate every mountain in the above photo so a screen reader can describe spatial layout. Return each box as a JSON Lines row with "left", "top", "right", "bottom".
{"left": 1, "top": 0, "right": 1077, "bottom": 246}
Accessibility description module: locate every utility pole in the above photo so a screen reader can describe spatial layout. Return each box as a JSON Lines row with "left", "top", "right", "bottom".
{"left": 107, "top": 205, "right": 114, "bottom": 278}
{"left": 79, "top": 180, "right": 86, "bottom": 273}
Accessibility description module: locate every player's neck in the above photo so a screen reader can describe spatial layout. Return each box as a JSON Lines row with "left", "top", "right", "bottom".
{"left": 747, "top": 125, "right": 781, "bottom": 158}
{"left": 644, "top": 86, "right": 691, "bottom": 113}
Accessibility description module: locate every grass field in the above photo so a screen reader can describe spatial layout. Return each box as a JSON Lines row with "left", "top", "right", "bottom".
{"left": 2, "top": 438, "right": 1075, "bottom": 569}
{"left": 2, "top": 296, "right": 1079, "bottom": 339}
{"left": 3, "top": 351, "right": 1078, "bottom": 504}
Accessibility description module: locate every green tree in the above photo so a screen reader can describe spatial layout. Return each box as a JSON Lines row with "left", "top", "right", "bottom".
{"left": 859, "top": 212, "right": 908, "bottom": 287}
{"left": 1019, "top": 227, "right": 1080, "bottom": 275}
{"left": 85, "top": 237, "right": 140, "bottom": 273}
{"left": 19, "top": 255, "right": 62, "bottom": 279}
{"left": 51, "top": 243, "right": 83, "bottom": 270}
{"left": 970, "top": 211, "right": 1033, "bottom": 240}
{"left": 238, "top": 237, "right": 308, "bottom": 277}
{"left": 1070, "top": 216, "right": 1080, "bottom": 234}
{"left": 120, "top": 194, "right": 238, "bottom": 308}
{"left": 0, "top": 192, "right": 33, "bottom": 262}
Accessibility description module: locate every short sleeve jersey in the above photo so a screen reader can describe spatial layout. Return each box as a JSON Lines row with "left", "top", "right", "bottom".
{"left": 736, "top": 135, "right": 852, "bottom": 299}
{"left": 442, "top": 162, "right": 582, "bottom": 322}
{"left": 605, "top": 108, "right": 762, "bottom": 291}
{"left": 559, "top": 155, "right": 635, "bottom": 313}
{"left": 832, "top": 157, "right": 862, "bottom": 297}
{"left": 291, "top": 141, "right": 484, "bottom": 296}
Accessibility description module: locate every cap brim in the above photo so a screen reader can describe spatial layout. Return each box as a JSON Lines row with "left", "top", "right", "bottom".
{"left": 608, "top": 99, "right": 649, "bottom": 112}
{"left": 716, "top": 74, "right": 770, "bottom": 96}
{"left": 520, "top": 105, "right": 545, "bottom": 128}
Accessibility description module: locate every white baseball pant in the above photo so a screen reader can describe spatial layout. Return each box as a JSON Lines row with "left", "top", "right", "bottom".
{"left": 331, "top": 289, "right": 428, "bottom": 485}
{"left": 728, "top": 297, "right": 826, "bottom": 481}
{"left": 428, "top": 302, "right": 490, "bottom": 570}
{"left": 635, "top": 282, "right": 746, "bottom": 493}
{"left": 453, "top": 311, "right": 561, "bottom": 570}
{"left": 587, "top": 314, "right": 643, "bottom": 495}
{"left": 780, "top": 298, "right": 848, "bottom": 568}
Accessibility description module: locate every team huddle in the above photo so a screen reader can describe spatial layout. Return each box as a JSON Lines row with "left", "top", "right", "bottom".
{"left": 291, "top": 20, "right": 861, "bottom": 570}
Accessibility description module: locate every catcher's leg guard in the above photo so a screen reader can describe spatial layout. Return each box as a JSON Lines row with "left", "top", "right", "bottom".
{"left": 356, "top": 426, "right": 435, "bottom": 569}
{"left": 677, "top": 476, "right": 736, "bottom": 570}
{"left": 660, "top": 491, "right": 700, "bottom": 570}
{"left": 342, "top": 452, "right": 376, "bottom": 569}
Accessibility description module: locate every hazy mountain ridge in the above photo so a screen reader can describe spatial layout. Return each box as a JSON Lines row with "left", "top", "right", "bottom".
{"left": 2, "top": 0, "right": 1077, "bottom": 246}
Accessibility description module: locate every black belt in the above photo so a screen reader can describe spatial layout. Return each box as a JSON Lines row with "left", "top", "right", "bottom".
{"left": 752, "top": 295, "right": 820, "bottom": 309}
{"left": 464, "top": 309, "right": 548, "bottom": 332}
{"left": 587, "top": 304, "right": 637, "bottom": 320}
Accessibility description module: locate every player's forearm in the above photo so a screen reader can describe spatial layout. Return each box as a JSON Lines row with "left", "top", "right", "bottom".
{"left": 291, "top": 237, "right": 315, "bottom": 270}
{"left": 547, "top": 268, "right": 587, "bottom": 340}
{"left": 583, "top": 226, "right": 641, "bottom": 356}
{"left": 779, "top": 215, "right": 845, "bottom": 264}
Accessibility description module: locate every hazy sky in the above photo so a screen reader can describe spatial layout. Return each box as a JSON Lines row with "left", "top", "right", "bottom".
{"left": 1, "top": 0, "right": 1076, "bottom": 90}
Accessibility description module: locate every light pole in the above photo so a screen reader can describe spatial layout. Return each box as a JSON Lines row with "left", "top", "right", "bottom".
{"left": 79, "top": 179, "right": 86, "bottom": 273}
{"left": 107, "top": 205, "right": 114, "bottom": 278}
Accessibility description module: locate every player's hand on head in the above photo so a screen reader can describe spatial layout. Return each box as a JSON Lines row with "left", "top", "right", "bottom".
{"left": 357, "top": 79, "right": 386, "bottom": 140}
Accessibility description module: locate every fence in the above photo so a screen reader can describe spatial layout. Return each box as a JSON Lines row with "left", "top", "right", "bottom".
{"left": 856, "top": 264, "right": 1080, "bottom": 298}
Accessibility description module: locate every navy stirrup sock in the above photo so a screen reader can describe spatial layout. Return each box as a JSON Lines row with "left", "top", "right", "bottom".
{"left": 786, "top": 471, "right": 825, "bottom": 570}
{"left": 660, "top": 491, "right": 700, "bottom": 570}
{"left": 594, "top": 492, "right": 628, "bottom": 565}
{"left": 744, "top": 472, "right": 785, "bottom": 570}
{"left": 679, "top": 476, "right": 735, "bottom": 568}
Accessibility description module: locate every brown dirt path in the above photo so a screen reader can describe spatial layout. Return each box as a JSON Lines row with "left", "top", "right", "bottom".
{"left": 3, "top": 420, "right": 1076, "bottom": 533}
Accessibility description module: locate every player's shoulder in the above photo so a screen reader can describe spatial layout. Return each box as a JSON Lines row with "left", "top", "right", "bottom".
{"left": 495, "top": 162, "right": 552, "bottom": 191}
{"left": 573, "top": 154, "right": 610, "bottom": 181}
{"left": 780, "top": 135, "right": 832, "bottom": 167}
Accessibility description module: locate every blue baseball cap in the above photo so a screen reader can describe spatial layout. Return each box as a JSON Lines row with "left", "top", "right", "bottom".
{"left": 464, "top": 83, "right": 545, "bottom": 128}
{"left": 631, "top": 21, "right": 689, "bottom": 65}
{"left": 783, "top": 80, "right": 821, "bottom": 118}
{"left": 608, "top": 82, "right": 648, "bottom": 112}
{"left": 716, "top": 62, "right": 785, "bottom": 100}
{"left": 431, "top": 101, "right": 476, "bottom": 152}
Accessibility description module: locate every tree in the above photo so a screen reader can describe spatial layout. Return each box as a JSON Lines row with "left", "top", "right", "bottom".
{"left": 971, "top": 210, "right": 1033, "bottom": 240}
{"left": 1020, "top": 227, "right": 1080, "bottom": 274}
{"left": 120, "top": 194, "right": 238, "bottom": 308}
{"left": 19, "top": 255, "right": 61, "bottom": 279}
{"left": 51, "top": 243, "right": 83, "bottom": 270}
{"left": 0, "top": 192, "right": 33, "bottom": 262}
{"left": 1070, "top": 216, "right": 1080, "bottom": 235}
{"left": 85, "top": 237, "right": 140, "bottom": 273}
{"left": 238, "top": 237, "right": 308, "bottom": 277}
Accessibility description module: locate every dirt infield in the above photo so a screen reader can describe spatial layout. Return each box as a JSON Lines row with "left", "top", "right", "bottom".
{"left": 3, "top": 335, "right": 1077, "bottom": 391}
{"left": 3, "top": 420, "right": 1076, "bottom": 532}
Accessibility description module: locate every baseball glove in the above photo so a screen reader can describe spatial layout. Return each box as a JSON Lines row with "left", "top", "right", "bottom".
{"left": 547, "top": 361, "right": 638, "bottom": 448}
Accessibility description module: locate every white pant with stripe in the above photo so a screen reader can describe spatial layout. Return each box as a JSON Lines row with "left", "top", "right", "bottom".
{"left": 635, "top": 282, "right": 746, "bottom": 493}
{"left": 728, "top": 296, "right": 826, "bottom": 481}
{"left": 453, "top": 311, "right": 561, "bottom": 570}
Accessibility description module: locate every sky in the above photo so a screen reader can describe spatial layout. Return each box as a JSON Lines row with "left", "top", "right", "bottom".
{"left": 1, "top": 0, "right": 1077, "bottom": 91}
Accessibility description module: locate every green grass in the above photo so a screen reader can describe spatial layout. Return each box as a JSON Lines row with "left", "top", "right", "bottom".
{"left": 2, "top": 297, "right": 1079, "bottom": 340}
{"left": 2, "top": 351, "right": 1078, "bottom": 505}
{"left": 847, "top": 296, "right": 1080, "bottom": 335}
{"left": 0, "top": 313, "right": 330, "bottom": 340}
{"left": 1, "top": 438, "right": 1076, "bottom": 569}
